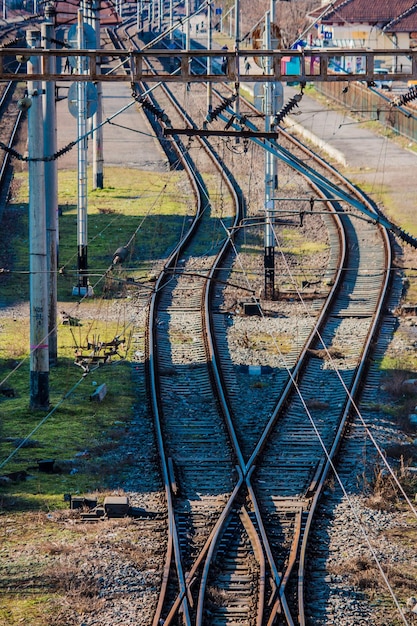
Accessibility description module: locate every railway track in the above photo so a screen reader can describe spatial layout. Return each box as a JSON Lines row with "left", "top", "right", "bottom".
{"left": 0, "top": 12, "right": 408, "bottom": 625}
{"left": 103, "top": 22, "right": 401, "bottom": 624}
{"left": 0, "top": 59, "right": 25, "bottom": 215}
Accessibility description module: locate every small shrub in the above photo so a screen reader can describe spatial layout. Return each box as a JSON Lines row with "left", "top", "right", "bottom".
{"left": 364, "top": 467, "right": 398, "bottom": 510}
{"left": 383, "top": 370, "right": 412, "bottom": 396}
{"left": 364, "top": 457, "right": 417, "bottom": 510}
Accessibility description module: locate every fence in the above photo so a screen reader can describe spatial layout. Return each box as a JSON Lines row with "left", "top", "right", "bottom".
{"left": 315, "top": 81, "right": 417, "bottom": 143}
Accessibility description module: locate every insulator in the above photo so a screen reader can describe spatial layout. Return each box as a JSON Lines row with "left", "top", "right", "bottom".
{"left": 17, "top": 96, "right": 32, "bottom": 111}
{"left": 134, "top": 92, "right": 171, "bottom": 125}
{"left": 112, "top": 246, "right": 129, "bottom": 264}
{"left": 274, "top": 91, "right": 304, "bottom": 125}
{"left": 400, "top": 230, "right": 417, "bottom": 248}
{"left": 392, "top": 86, "right": 417, "bottom": 107}
{"left": 224, "top": 115, "right": 235, "bottom": 130}
{"left": 206, "top": 92, "right": 238, "bottom": 123}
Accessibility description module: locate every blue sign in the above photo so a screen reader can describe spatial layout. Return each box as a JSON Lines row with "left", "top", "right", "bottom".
{"left": 68, "top": 82, "right": 98, "bottom": 119}
{"left": 215, "top": 7, "right": 222, "bottom": 14}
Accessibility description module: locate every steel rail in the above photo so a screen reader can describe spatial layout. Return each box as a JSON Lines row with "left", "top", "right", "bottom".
{"left": 0, "top": 107, "right": 22, "bottom": 187}
{"left": 137, "top": 39, "right": 391, "bottom": 624}
{"left": 155, "top": 71, "right": 352, "bottom": 626}
{"left": 0, "top": 68, "right": 23, "bottom": 219}
{"left": 210, "top": 85, "right": 394, "bottom": 623}
{"left": 123, "top": 32, "right": 262, "bottom": 624}
{"left": 162, "top": 469, "right": 244, "bottom": 625}
{"left": 147, "top": 82, "right": 265, "bottom": 626}
{"left": 151, "top": 59, "right": 274, "bottom": 626}
{"left": 108, "top": 26, "right": 205, "bottom": 626}
{"left": 146, "top": 130, "right": 201, "bottom": 626}
{"left": 122, "top": 24, "right": 271, "bottom": 624}
{"left": 195, "top": 500, "right": 267, "bottom": 626}
{"left": 125, "top": 26, "right": 393, "bottom": 624}
{"left": 135, "top": 33, "right": 364, "bottom": 626}
{"left": 244, "top": 192, "right": 346, "bottom": 472}
{"left": 262, "top": 131, "right": 393, "bottom": 623}
{"left": 295, "top": 193, "right": 393, "bottom": 626}
{"left": 165, "top": 46, "right": 359, "bottom": 625}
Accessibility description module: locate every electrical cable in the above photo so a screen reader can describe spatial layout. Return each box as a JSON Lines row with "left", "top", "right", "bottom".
{"left": 222, "top": 219, "right": 409, "bottom": 625}
{"left": 0, "top": 374, "right": 87, "bottom": 472}
{"left": 266, "top": 213, "right": 417, "bottom": 521}
{"left": 0, "top": 165, "right": 184, "bottom": 392}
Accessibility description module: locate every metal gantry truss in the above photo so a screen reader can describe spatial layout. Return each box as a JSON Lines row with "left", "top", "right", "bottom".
{"left": 2, "top": 47, "right": 417, "bottom": 83}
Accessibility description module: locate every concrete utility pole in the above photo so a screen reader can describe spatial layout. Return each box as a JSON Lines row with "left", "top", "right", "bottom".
{"left": 74, "top": 8, "right": 91, "bottom": 295}
{"left": 234, "top": 0, "right": 240, "bottom": 121}
{"left": 150, "top": 0, "right": 155, "bottom": 31}
{"left": 158, "top": 0, "right": 162, "bottom": 31}
{"left": 186, "top": 0, "right": 190, "bottom": 50}
{"left": 91, "top": 0, "right": 103, "bottom": 189}
{"left": 169, "top": 0, "right": 173, "bottom": 38}
{"left": 42, "top": 6, "right": 58, "bottom": 366}
{"left": 136, "top": 0, "right": 141, "bottom": 31}
{"left": 27, "top": 29, "right": 49, "bottom": 409}
{"left": 206, "top": 0, "right": 212, "bottom": 117}
{"left": 264, "top": 8, "right": 276, "bottom": 300}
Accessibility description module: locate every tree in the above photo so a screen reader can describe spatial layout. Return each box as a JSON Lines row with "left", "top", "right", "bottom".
{"left": 218, "top": 0, "right": 321, "bottom": 48}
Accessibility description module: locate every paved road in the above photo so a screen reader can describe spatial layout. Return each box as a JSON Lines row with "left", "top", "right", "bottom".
{"left": 56, "top": 80, "right": 168, "bottom": 171}
{"left": 55, "top": 74, "right": 416, "bottom": 233}
{"left": 283, "top": 84, "right": 417, "bottom": 230}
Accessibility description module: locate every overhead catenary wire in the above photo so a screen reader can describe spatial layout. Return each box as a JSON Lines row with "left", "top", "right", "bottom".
{"left": 0, "top": 174, "right": 179, "bottom": 392}
{"left": 2, "top": 18, "right": 412, "bottom": 620}
{"left": 221, "top": 217, "right": 410, "bottom": 626}
{"left": 264, "top": 208, "right": 417, "bottom": 516}
{"left": 0, "top": 374, "right": 87, "bottom": 471}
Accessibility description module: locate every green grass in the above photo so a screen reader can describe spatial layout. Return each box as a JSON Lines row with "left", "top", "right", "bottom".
{"left": 279, "top": 227, "right": 328, "bottom": 256}
{"left": 0, "top": 316, "right": 141, "bottom": 508}
{"left": 0, "top": 357, "right": 136, "bottom": 503}
{"left": 0, "top": 168, "right": 176, "bottom": 511}
{"left": 1, "top": 167, "right": 191, "bottom": 302}
{"left": 378, "top": 335, "right": 417, "bottom": 371}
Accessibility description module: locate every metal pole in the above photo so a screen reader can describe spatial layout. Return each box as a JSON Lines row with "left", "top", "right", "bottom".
{"left": 74, "top": 8, "right": 91, "bottom": 295}
{"left": 270, "top": 0, "right": 278, "bottom": 213}
{"left": 27, "top": 29, "right": 49, "bottom": 409}
{"left": 264, "top": 10, "right": 275, "bottom": 300}
{"left": 42, "top": 9, "right": 58, "bottom": 366}
{"left": 2, "top": 0, "right": 6, "bottom": 21}
{"left": 92, "top": 0, "right": 103, "bottom": 189}
{"left": 150, "top": 0, "right": 154, "bottom": 31}
{"left": 207, "top": 0, "right": 212, "bottom": 116}
{"left": 186, "top": 0, "right": 190, "bottom": 51}
{"left": 234, "top": 0, "right": 240, "bottom": 123}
